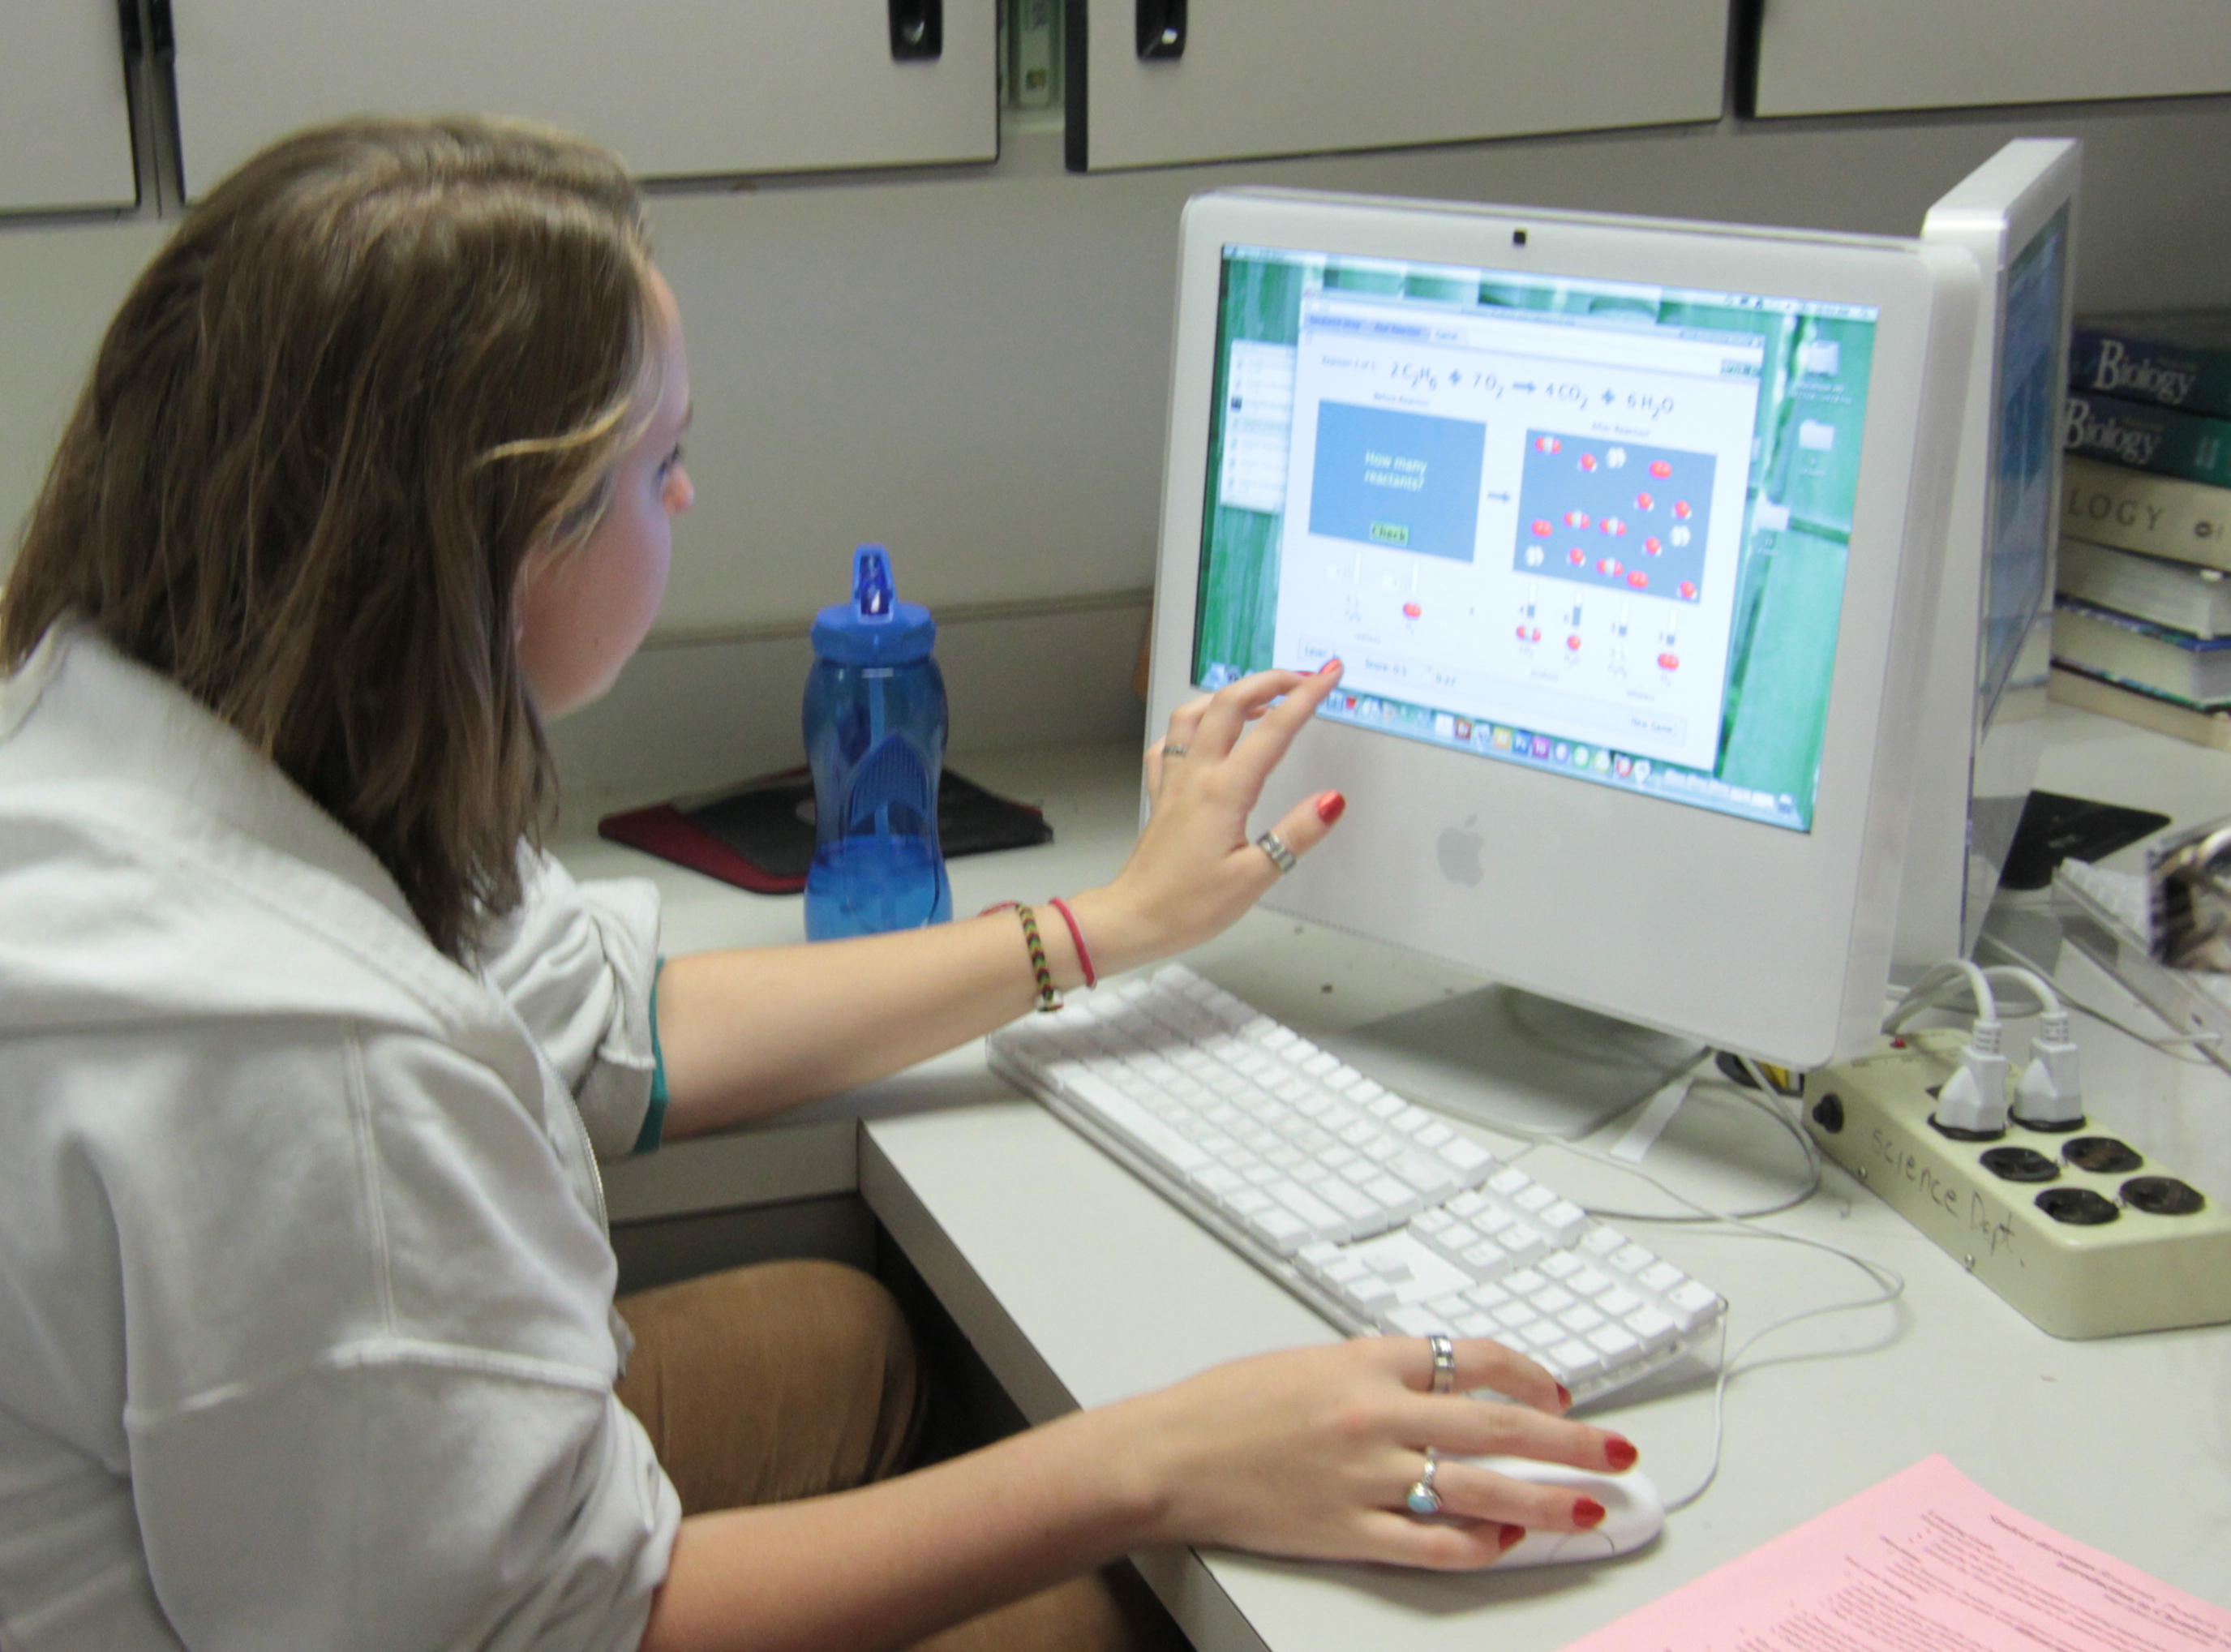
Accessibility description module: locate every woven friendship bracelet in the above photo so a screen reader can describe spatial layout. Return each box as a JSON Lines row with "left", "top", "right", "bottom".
{"left": 981, "top": 901, "right": 1063, "bottom": 1012}
{"left": 1015, "top": 903, "right": 1061, "bottom": 1012}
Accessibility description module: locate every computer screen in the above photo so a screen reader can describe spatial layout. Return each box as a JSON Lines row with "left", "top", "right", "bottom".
{"left": 1191, "top": 247, "right": 1880, "bottom": 836}
{"left": 1896, "top": 139, "right": 2080, "bottom": 982}
{"left": 1147, "top": 190, "right": 1979, "bottom": 1106}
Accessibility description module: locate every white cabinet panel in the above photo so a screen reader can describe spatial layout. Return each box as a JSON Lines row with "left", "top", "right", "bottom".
{"left": 1754, "top": 1, "right": 2231, "bottom": 118}
{"left": 171, "top": 1, "right": 996, "bottom": 198}
{"left": 1068, "top": 0, "right": 1726, "bottom": 172}
{"left": 0, "top": 4, "right": 137, "bottom": 212}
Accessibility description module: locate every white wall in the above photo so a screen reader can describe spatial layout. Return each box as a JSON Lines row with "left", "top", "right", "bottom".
{"left": 8, "top": 99, "right": 2231, "bottom": 813}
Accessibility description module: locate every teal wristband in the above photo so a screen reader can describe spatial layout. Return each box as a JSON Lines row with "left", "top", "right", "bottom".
{"left": 632, "top": 959, "right": 669, "bottom": 1156}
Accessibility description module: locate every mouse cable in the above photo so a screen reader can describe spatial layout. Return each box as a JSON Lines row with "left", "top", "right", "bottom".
{"left": 1495, "top": 1060, "right": 1904, "bottom": 1513}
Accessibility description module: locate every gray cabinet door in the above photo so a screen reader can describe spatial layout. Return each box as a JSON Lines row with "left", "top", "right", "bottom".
{"left": 170, "top": 0, "right": 998, "bottom": 198}
{"left": 0, "top": 4, "right": 137, "bottom": 212}
{"left": 1067, "top": 0, "right": 1727, "bottom": 172}
{"left": 1754, "top": 0, "right": 2231, "bottom": 117}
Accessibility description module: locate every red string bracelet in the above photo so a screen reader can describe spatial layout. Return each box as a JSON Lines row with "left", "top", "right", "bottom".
{"left": 1045, "top": 895, "right": 1096, "bottom": 989}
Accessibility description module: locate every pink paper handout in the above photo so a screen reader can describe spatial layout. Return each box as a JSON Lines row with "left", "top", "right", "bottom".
{"left": 1563, "top": 1455, "right": 2230, "bottom": 1652}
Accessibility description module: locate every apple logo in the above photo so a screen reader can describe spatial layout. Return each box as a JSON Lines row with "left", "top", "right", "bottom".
{"left": 1438, "top": 817, "right": 1485, "bottom": 886}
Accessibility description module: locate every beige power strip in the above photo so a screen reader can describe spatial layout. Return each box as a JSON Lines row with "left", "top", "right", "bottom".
{"left": 1804, "top": 1030, "right": 2231, "bottom": 1338}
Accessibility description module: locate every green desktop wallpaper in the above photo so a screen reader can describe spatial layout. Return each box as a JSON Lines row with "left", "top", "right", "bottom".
{"left": 1192, "top": 251, "right": 1878, "bottom": 830}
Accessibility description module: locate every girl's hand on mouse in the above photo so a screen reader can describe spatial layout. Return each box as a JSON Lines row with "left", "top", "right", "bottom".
{"left": 1084, "top": 1334, "right": 1639, "bottom": 1570}
{"left": 1066, "top": 662, "right": 1347, "bottom": 976}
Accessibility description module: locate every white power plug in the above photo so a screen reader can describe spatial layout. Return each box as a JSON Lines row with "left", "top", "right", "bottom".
{"left": 1933, "top": 1019, "right": 2010, "bottom": 1135}
{"left": 2014, "top": 1011, "right": 2083, "bottom": 1128}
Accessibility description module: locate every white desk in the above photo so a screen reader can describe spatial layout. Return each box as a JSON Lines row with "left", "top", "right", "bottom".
{"left": 568, "top": 709, "right": 2231, "bottom": 1650}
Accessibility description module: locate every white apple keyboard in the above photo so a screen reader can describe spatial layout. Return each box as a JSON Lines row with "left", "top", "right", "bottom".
{"left": 988, "top": 963, "right": 1727, "bottom": 1405}
{"left": 1474, "top": 1458, "right": 1663, "bottom": 1565}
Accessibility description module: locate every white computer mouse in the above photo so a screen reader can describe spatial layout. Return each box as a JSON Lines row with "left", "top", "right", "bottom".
{"left": 1465, "top": 1456, "right": 1665, "bottom": 1568}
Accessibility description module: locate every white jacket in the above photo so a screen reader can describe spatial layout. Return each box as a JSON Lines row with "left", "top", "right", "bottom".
{"left": 0, "top": 623, "right": 682, "bottom": 1650}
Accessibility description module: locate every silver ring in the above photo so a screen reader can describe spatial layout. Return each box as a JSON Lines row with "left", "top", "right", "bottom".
{"left": 1255, "top": 830, "right": 1298, "bottom": 875}
{"left": 1162, "top": 743, "right": 1189, "bottom": 759}
{"left": 1405, "top": 1449, "right": 1444, "bottom": 1517}
{"left": 1426, "top": 1332, "right": 1456, "bottom": 1396}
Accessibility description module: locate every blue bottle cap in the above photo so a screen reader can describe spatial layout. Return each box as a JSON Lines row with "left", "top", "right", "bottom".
{"left": 810, "top": 544, "right": 937, "bottom": 665}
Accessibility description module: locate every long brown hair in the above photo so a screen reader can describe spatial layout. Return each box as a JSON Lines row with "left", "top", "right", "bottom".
{"left": 1, "top": 117, "right": 654, "bottom": 959}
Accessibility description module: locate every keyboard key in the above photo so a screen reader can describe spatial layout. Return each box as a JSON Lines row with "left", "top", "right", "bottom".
{"left": 1579, "top": 1226, "right": 1626, "bottom": 1258}
{"left": 1666, "top": 1281, "right": 1723, "bottom": 1332}
{"left": 1555, "top": 1305, "right": 1606, "bottom": 1335}
{"left": 1455, "top": 1312, "right": 1499, "bottom": 1338}
{"left": 1595, "top": 1286, "right": 1642, "bottom": 1318}
{"left": 1622, "top": 1307, "right": 1677, "bottom": 1349}
{"left": 1587, "top": 1324, "right": 1642, "bottom": 1360}
{"left": 1538, "top": 1251, "right": 1583, "bottom": 1281}
{"left": 1342, "top": 1275, "right": 1397, "bottom": 1311}
{"left": 1536, "top": 1201, "right": 1590, "bottom": 1245}
{"left": 1550, "top": 1340, "right": 1602, "bottom": 1382}
{"left": 1460, "top": 1241, "right": 1513, "bottom": 1276}
{"left": 1609, "top": 1244, "right": 1659, "bottom": 1276}
{"left": 1567, "top": 1268, "right": 1613, "bottom": 1298}
{"left": 1320, "top": 1182, "right": 1378, "bottom": 1222}
{"left": 1499, "top": 1224, "right": 1549, "bottom": 1265}
{"left": 1516, "top": 1322, "right": 1564, "bottom": 1354}
{"left": 1270, "top": 1183, "right": 1344, "bottom": 1234}
{"left": 1364, "top": 1176, "right": 1414, "bottom": 1210}
{"left": 1639, "top": 1261, "right": 1687, "bottom": 1294}
{"left": 1440, "top": 1138, "right": 1495, "bottom": 1174}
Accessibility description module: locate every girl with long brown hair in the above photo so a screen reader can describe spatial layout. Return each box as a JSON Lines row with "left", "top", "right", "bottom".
{"left": 0, "top": 117, "right": 1634, "bottom": 1652}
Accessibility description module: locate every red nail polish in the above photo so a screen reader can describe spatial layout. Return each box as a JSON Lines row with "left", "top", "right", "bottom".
{"left": 1319, "top": 657, "right": 1342, "bottom": 675}
{"left": 1604, "top": 1435, "right": 1638, "bottom": 1471}
{"left": 1573, "top": 1497, "right": 1607, "bottom": 1529}
{"left": 1315, "top": 791, "right": 1346, "bottom": 826}
{"left": 1555, "top": 1384, "right": 1572, "bottom": 1410}
{"left": 1499, "top": 1524, "right": 1526, "bottom": 1551}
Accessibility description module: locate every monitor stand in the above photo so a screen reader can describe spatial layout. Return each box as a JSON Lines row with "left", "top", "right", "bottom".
{"left": 1318, "top": 984, "right": 1705, "bottom": 1142}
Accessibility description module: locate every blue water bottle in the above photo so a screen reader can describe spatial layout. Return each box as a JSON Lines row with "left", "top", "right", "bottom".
{"left": 803, "top": 545, "right": 952, "bottom": 939}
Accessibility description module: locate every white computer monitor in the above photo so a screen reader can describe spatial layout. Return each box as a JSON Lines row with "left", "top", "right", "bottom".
{"left": 1144, "top": 187, "right": 1980, "bottom": 1132}
{"left": 1894, "top": 139, "right": 2081, "bottom": 984}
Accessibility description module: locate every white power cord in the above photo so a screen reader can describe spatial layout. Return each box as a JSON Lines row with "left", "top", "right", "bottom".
{"left": 1886, "top": 960, "right": 2008, "bottom": 1133}
{"left": 1976, "top": 931, "right": 2225, "bottom": 1063}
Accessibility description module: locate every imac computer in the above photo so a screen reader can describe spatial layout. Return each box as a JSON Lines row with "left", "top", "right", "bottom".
{"left": 1143, "top": 187, "right": 1980, "bottom": 1136}
{"left": 1894, "top": 139, "right": 2081, "bottom": 984}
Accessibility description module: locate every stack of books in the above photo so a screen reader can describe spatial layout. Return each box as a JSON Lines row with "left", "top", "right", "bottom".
{"left": 2056, "top": 312, "right": 2231, "bottom": 749}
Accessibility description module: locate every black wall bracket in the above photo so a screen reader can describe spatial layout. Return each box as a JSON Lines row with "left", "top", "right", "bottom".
{"left": 1136, "top": 0, "right": 1185, "bottom": 59}
{"left": 889, "top": 0, "right": 943, "bottom": 60}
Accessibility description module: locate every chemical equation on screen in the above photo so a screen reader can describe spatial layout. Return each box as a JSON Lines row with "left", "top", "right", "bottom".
{"left": 1384, "top": 362, "right": 1676, "bottom": 420}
